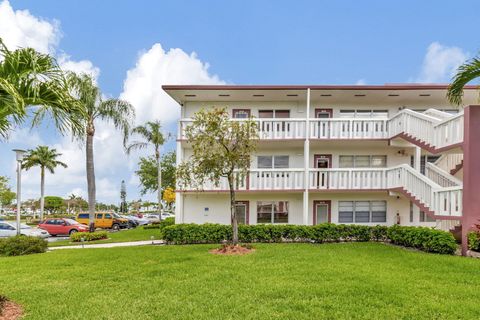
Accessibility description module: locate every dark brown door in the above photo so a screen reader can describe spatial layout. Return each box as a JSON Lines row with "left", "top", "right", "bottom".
{"left": 314, "top": 154, "right": 332, "bottom": 188}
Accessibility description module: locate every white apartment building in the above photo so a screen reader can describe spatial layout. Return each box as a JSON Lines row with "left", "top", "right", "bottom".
{"left": 164, "top": 84, "right": 477, "bottom": 243}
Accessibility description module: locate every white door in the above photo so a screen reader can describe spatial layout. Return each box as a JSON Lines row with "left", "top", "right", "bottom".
{"left": 315, "top": 203, "right": 329, "bottom": 224}
{"left": 235, "top": 203, "right": 247, "bottom": 225}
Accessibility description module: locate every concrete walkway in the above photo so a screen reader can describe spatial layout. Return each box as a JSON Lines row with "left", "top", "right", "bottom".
{"left": 49, "top": 240, "right": 165, "bottom": 250}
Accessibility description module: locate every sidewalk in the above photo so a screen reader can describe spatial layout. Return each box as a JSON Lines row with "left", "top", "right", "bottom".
{"left": 49, "top": 240, "right": 165, "bottom": 250}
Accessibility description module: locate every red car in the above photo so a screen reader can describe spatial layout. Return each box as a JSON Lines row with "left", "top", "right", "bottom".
{"left": 38, "top": 218, "right": 89, "bottom": 236}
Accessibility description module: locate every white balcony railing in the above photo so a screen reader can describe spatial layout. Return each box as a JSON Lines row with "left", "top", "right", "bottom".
{"left": 181, "top": 165, "right": 462, "bottom": 217}
{"left": 179, "top": 119, "right": 306, "bottom": 140}
{"left": 309, "top": 119, "right": 388, "bottom": 139}
{"left": 179, "top": 109, "right": 464, "bottom": 149}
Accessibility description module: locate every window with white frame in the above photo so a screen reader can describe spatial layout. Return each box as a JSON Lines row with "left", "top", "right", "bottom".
{"left": 339, "top": 155, "right": 387, "bottom": 168}
{"left": 258, "top": 110, "right": 290, "bottom": 118}
{"left": 257, "top": 201, "right": 289, "bottom": 223}
{"left": 339, "top": 109, "right": 389, "bottom": 118}
{"left": 257, "top": 155, "right": 289, "bottom": 169}
{"left": 338, "top": 201, "right": 387, "bottom": 223}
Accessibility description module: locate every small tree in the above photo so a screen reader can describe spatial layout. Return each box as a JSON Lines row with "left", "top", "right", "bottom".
{"left": 177, "top": 107, "right": 258, "bottom": 244}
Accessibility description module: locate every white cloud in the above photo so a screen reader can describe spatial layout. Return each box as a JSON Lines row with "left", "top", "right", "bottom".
{"left": 415, "top": 42, "right": 468, "bottom": 83}
{"left": 0, "top": 0, "right": 99, "bottom": 79}
{"left": 120, "top": 43, "right": 225, "bottom": 125}
{"left": 0, "top": 1, "right": 226, "bottom": 204}
{"left": 355, "top": 79, "right": 367, "bottom": 85}
{"left": 0, "top": 0, "right": 60, "bottom": 54}
{"left": 58, "top": 53, "right": 100, "bottom": 82}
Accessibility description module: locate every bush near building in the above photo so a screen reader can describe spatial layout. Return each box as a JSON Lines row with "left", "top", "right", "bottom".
{"left": 161, "top": 223, "right": 457, "bottom": 255}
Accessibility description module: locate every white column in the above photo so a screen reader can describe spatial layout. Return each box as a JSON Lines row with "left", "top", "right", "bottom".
{"left": 303, "top": 88, "right": 311, "bottom": 225}
{"left": 175, "top": 141, "right": 184, "bottom": 223}
{"left": 412, "top": 146, "right": 421, "bottom": 225}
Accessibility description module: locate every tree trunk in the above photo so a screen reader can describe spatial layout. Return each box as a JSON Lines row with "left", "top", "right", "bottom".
{"left": 86, "top": 130, "right": 96, "bottom": 232}
{"left": 40, "top": 166, "right": 45, "bottom": 221}
{"left": 228, "top": 174, "right": 238, "bottom": 244}
{"left": 156, "top": 149, "right": 162, "bottom": 220}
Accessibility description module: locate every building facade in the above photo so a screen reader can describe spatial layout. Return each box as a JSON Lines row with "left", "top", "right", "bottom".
{"left": 164, "top": 84, "right": 478, "bottom": 251}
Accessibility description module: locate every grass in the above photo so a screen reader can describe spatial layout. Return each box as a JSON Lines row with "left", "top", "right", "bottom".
{"left": 1, "top": 243, "right": 480, "bottom": 319}
{"left": 48, "top": 227, "right": 161, "bottom": 247}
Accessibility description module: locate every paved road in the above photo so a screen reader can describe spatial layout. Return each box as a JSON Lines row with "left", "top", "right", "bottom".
{"left": 49, "top": 240, "right": 165, "bottom": 250}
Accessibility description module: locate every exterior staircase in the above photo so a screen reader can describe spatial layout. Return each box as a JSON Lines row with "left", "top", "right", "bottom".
{"left": 388, "top": 109, "right": 464, "bottom": 153}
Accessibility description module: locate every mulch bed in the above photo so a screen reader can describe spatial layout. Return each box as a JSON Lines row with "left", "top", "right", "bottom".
{"left": 209, "top": 244, "right": 255, "bottom": 255}
{"left": 0, "top": 296, "right": 22, "bottom": 320}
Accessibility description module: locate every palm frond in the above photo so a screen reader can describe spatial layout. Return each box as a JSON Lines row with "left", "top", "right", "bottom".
{"left": 447, "top": 56, "right": 480, "bottom": 106}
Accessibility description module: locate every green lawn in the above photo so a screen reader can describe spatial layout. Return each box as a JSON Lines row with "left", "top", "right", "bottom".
{"left": 48, "top": 227, "right": 161, "bottom": 247}
{"left": 1, "top": 243, "right": 480, "bottom": 319}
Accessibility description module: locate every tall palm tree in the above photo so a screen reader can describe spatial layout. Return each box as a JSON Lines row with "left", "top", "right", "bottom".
{"left": 67, "top": 73, "right": 135, "bottom": 231}
{"left": 22, "top": 146, "right": 67, "bottom": 221}
{"left": 125, "top": 120, "right": 169, "bottom": 217}
{"left": 447, "top": 56, "right": 480, "bottom": 106}
{"left": 0, "top": 38, "right": 81, "bottom": 140}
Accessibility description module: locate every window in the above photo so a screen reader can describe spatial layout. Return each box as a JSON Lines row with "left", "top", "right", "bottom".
{"left": 338, "top": 201, "right": 386, "bottom": 223}
{"left": 339, "top": 201, "right": 354, "bottom": 223}
{"left": 96, "top": 214, "right": 103, "bottom": 219}
{"left": 339, "top": 155, "right": 387, "bottom": 168}
{"left": 257, "top": 201, "right": 289, "bottom": 223}
{"left": 420, "top": 211, "right": 435, "bottom": 222}
{"left": 339, "top": 110, "right": 388, "bottom": 118}
{"left": 105, "top": 214, "right": 112, "bottom": 219}
{"left": 45, "top": 220, "right": 55, "bottom": 225}
{"left": 257, "top": 155, "right": 289, "bottom": 169}
{"left": 258, "top": 110, "right": 290, "bottom": 118}
{"left": 78, "top": 213, "right": 89, "bottom": 219}
{"left": 233, "top": 109, "right": 250, "bottom": 119}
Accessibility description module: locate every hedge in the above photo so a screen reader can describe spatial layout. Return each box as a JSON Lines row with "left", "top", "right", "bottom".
{"left": 70, "top": 231, "right": 108, "bottom": 242}
{"left": 0, "top": 236, "right": 48, "bottom": 256}
{"left": 161, "top": 223, "right": 457, "bottom": 254}
{"left": 468, "top": 231, "right": 480, "bottom": 252}
{"left": 387, "top": 226, "right": 457, "bottom": 254}
{"left": 143, "top": 217, "right": 175, "bottom": 230}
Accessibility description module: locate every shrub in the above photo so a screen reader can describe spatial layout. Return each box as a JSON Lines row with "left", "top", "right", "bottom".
{"left": 70, "top": 231, "right": 108, "bottom": 242}
{"left": 387, "top": 226, "right": 457, "bottom": 254}
{"left": 161, "top": 223, "right": 457, "bottom": 254}
{"left": 468, "top": 231, "right": 480, "bottom": 251}
{"left": 0, "top": 236, "right": 48, "bottom": 256}
{"left": 144, "top": 217, "right": 175, "bottom": 230}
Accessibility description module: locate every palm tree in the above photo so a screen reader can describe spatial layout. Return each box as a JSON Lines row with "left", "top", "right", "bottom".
{"left": 0, "top": 38, "right": 80, "bottom": 140}
{"left": 126, "top": 120, "right": 170, "bottom": 217}
{"left": 447, "top": 56, "right": 480, "bottom": 106}
{"left": 22, "top": 146, "right": 67, "bottom": 221}
{"left": 67, "top": 73, "right": 135, "bottom": 231}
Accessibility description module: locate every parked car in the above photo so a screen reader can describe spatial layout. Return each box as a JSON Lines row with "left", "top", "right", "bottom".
{"left": 115, "top": 213, "right": 137, "bottom": 228}
{"left": 76, "top": 212, "right": 129, "bottom": 230}
{"left": 0, "top": 221, "right": 50, "bottom": 238}
{"left": 124, "top": 215, "right": 150, "bottom": 226}
{"left": 144, "top": 213, "right": 174, "bottom": 222}
{"left": 38, "top": 218, "right": 88, "bottom": 236}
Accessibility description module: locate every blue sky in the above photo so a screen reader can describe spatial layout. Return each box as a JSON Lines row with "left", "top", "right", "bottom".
{"left": 1, "top": 0, "right": 479, "bottom": 204}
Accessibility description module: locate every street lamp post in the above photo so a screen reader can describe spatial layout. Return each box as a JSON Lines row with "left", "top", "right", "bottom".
{"left": 13, "top": 149, "right": 26, "bottom": 236}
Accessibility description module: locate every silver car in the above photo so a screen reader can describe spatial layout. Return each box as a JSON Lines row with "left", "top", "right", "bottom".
{"left": 0, "top": 222, "right": 50, "bottom": 238}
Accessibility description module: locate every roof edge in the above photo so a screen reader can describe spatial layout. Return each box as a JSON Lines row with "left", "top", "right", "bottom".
{"left": 162, "top": 84, "right": 479, "bottom": 91}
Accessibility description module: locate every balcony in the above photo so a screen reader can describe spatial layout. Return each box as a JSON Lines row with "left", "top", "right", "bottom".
{"left": 179, "top": 109, "right": 464, "bottom": 150}
{"left": 180, "top": 165, "right": 462, "bottom": 217}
